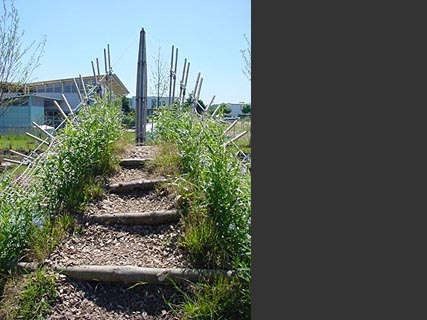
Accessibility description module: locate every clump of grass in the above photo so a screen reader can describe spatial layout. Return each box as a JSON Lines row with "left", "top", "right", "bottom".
{"left": 150, "top": 142, "right": 182, "bottom": 177}
{"left": 171, "top": 275, "right": 247, "bottom": 320}
{"left": 28, "top": 214, "right": 75, "bottom": 263}
{"left": 38, "top": 96, "right": 123, "bottom": 214}
{"left": 0, "top": 180, "right": 41, "bottom": 269}
{"left": 0, "top": 267, "right": 57, "bottom": 320}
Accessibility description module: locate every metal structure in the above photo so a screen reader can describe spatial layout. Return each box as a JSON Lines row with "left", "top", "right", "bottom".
{"left": 0, "top": 43, "right": 119, "bottom": 196}
{"left": 135, "top": 28, "right": 147, "bottom": 145}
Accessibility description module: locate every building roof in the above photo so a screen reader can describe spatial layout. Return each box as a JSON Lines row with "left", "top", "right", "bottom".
{"left": 28, "top": 73, "right": 130, "bottom": 96}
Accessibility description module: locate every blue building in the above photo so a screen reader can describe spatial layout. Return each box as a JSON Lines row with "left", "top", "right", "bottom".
{"left": 0, "top": 74, "right": 129, "bottom": 134}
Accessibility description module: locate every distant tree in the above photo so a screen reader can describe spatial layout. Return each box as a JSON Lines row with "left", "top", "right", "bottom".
{"left": 0, "top": 0, "right": 46, "bottom": 116}
{"left": 240, "top": 33, "right": 251, "bottom": 82}
{"left": 149, "top": 46, "right": 168, "bottom": 109}
{"left": 241, "top": 103, "right": 251, "bottom": 114}
{"left": 222, "top": 103, "right": 232, "bottom": 115}
{"left": 121, "top": 96, "right": 130, "bottom": 113}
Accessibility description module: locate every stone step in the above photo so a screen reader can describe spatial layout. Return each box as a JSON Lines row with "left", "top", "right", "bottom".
{"left": 119, "top": 158, "right": 153, "bottom": 168}
{"left": 107, "top": 178, "right": 168, "bottom": 193}
{"left": 17, "top": 262, "right": 235, "bottom": 285}
{"left": 89, "top": 210, "right": 179, "bottom": 225}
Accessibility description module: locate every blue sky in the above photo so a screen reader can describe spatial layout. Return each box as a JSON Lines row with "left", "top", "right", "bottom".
{"left": 14, "top": 0, "right": 251, "bottom": 104}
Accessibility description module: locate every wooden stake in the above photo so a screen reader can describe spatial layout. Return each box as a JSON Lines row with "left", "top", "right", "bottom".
{"left": 2, "top": 158, "right": 28, "bottom": 165}
{"left": 207, "top": 95, "right": 215, "bottom": 109}
{"left": 91, "top": 61, "right": 98, "bottom": 84}
{"left": 61, "top": 94, "right": 74, "bottom": 116}
{"left": 10, "top": 149, "right": 34, "bottom": 160}
{"left": 96, "top": 58, "right": 101, "bottom": 77}
{"left": 18, "top": 262, "right": 235, "bottom": 285}
{"left": 107, "top": 44, "right": 112, "bottom": 72}
{"left": 171, "top": 47, "right": 178, "bottom": 105}
{"left": 79, "top": 74, "right": 87, "bottom": 99}
{"left": 223, "top": 120, "right": 239, "bottom": 136}
{"left": 25, "top": 132, "right": 49, "bottom": 146}
{"left": 179, "top": 58, "right": 187, "bottom": 103}
{"left": 196, "top": 77, "right": 203, "bottom": 101}
{"left": 73, "top": 78, "right": 83, "bottom": 102}
{"left": 53, "top": 100, "right": 72, "bottom": 124}
{"left": 211, "top": 104, "right": 222, "bottom": 117}
{"left": 224, "top": 131, "right": 247, "bottom": 147}
{"left": 168, "top": 45, "right": 174, "bottom": 106}
{"left": 32, "top": 121, "right": 54, "bottom": 139}
{"left": 192, "top": 72, "right": 200, "bottom": 107}
{"left": 104, "top": 48, "right": 108, "bottom": 74}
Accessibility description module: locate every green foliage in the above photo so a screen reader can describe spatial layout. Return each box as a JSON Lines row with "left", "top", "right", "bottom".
{"left": 0, "top": 180, "right": 42, "bottom": 269}
{"left": 28, "top": 214, "right": 75, "bottom": 263}
{"left": 174, "top": 276, "right": 248, "bottom": 320}
{"left": 15, "top": 267, "right": 57, "bottom": 320}
{"left": 122, "top": 110, "right": 135, "bottom": 128}
{"left": 153, "top": 106, "right": 251, "bottom": 318}
{"left": 38, "top": 96, "right": 123, "bottom": 214}
{"left": 0, "top": 96, "right": 123, "bottom": 271}
{"left": 241, "top": 103, "right": 251, "bottom": 114}
{"left": 221, "top": 103, "right": 231, "bottom": 115}
{"left": 121, "top": 96, "right": 131, "bottom": 113}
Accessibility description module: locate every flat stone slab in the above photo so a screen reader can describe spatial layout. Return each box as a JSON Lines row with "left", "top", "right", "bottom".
{"left": 107, "top": 178, "right": 168, "bottom": 193}
{"left": 89, "top": 210, "right": 179, "bottom": 225}
{"left": 119, "top": 158, "right": 153, "bottom": 168}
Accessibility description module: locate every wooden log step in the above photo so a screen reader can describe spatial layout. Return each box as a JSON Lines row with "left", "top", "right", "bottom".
{"left": 107, "top": 178, "right": 168, "bottom": 193}
{"left": 89, "top": 210, "right": 179, "bottom": 225}
{"left": 119, "top": 158, "right": 152, "bottom": 168}
{"left": 17, "top": 262, "right": 235, "bottom": 285}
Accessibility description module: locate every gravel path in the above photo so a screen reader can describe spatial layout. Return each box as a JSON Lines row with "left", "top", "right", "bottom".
{"left": 46, "top": 146, "right": 191, "bottom": 320}
{"left": 50, "top": 275, "right": 186, "bottom": 320}
{"left": 85, "top": 190, "right": 177, "bottom": 215}
{"left": 106, "top": 167, "right": 166, "bottom": 185}
{"left": 121, "top": 145, "right": 159, "bottom": 159}
{"left": 45, "top": 223, "right": 193, "bottom": 269}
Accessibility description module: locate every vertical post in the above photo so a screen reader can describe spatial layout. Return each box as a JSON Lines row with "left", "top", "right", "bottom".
{"left": 104, "top": 48, "right": 108, "bottom": 74}
{"left": 196, "top": 77, "right": 203, "bottom": 101}
{"left": 179, "top": 58, "right": 187, "bottom": 104}
{"left": 192, "top": 72, "right": 200, "bottom": 107}
{"left": 96, "top": 58, "right": 101, "bottom": 77}
{"left": 107, "top": 44, "right": 112, "bottom": 96}
{"left": 96, "top": 58, "right": 102, "bottom": 98}
{"left": 79, "top": 74, "right": 87, "bottom": 99}
{"left": 135, "top": 28, "right": 147, "bottom": 145}
{"left": 91, "top": 61, "right": 97, "bottom": 84}
{"left": 107, "top": 44, "right": 112, "bottom": 72}
{"left": 171, "top": 47, "right": 178, "bottom": 106}
{"left": 168, "top": 45, "right": 174, "bottom": 106}
{"left": 182, "top": 62, "right": 190, "bottom": 105}
{"left": 73, "top": 78, "right": 83, "bottom": 102}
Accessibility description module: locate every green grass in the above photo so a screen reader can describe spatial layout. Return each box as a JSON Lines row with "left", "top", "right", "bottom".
{"left": 172, "top": 276, "right": 247, "bottom": 320}
{"left": 0, "top": 267, "right": 57, "bottom": 320}
{"left": 0, "top": 131, "right": 44, "bottom": 153}
{"left": 28, "top": 214, "right": 75, "bottom": 263}
{"left": 153, "top": 107, "right": 251, "bottom": 319}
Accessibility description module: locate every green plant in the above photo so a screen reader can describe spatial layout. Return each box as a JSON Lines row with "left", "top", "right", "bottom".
{"left": 153, "top": 106, "right": 251, "bottom": 318}
{"left": 0, "top": 95, "right": 123, "bottom": 272}
{"left": 38, "top": 96, "right": 123, "bottom": 214}
{"left": 15, "top": 267, "right": 57, "bottom": 320}
{"left": 172, "top": 276, "right": 247, "bottom": 320}
{"left": 28, "top": 214, "right": 74, "bottom": 263}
